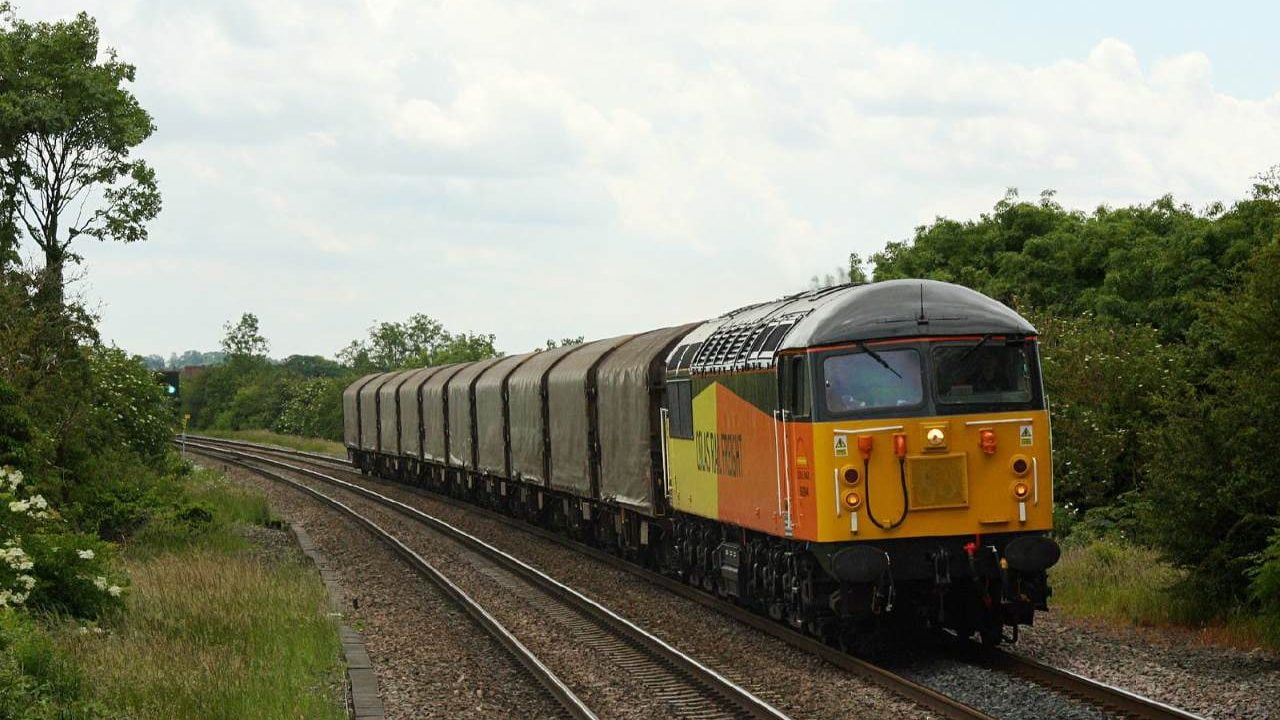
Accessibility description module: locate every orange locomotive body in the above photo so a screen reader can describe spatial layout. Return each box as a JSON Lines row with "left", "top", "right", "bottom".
{"left": 344, "top": 280, "right": 1060, "bottom": 646}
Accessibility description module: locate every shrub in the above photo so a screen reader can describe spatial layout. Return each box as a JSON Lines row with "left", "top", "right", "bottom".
{"left": 1, "top": 467, "right": 126, "bottom": 618}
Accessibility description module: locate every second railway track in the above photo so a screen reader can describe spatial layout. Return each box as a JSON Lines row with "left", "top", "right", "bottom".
{"left": 183, "top": 438, "right": 791, "bottom": 720}
{"left": 185, "top": 435, "right": 1206, "bottom": 720}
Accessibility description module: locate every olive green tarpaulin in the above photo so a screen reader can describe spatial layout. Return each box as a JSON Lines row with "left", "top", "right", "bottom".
{"left": 377, "top": 369, "right": 417, "bottom": 454}
{"left": 343, "top": 373, "right": 380, "bottom": 449}
{"left": 421, "top": 364, "right": 464, "bottom": 463}
{"left": 547, "top": 334, "right": 636, "bottom": 498}
{"left": 446, "top": 358, "right": 504, "bottom": 468}
{"left": 597, "top": 324, "right": 697, "bottom": 513}
{"left": 507, "top": 345, "right": 580, "bottom": 486}
{"left": 475, "top": 353, "right": 536, "bottom": 476}
{"left": 359, "top": 372, "right": 397, "bottom": 452}
{"left": 396, "top": 367, "right": 438, "bottom": 459}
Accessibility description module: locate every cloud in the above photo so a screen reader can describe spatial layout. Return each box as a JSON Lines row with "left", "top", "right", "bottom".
{"left": 21, "top": 1, "right": 1280, "bottom": 358}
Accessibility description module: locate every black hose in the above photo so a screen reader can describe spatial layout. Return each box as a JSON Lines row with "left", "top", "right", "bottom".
{"left": 865, "top": 457, "right": 909, "bottom": 531}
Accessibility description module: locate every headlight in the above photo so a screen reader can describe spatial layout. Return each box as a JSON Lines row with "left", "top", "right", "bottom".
{"left": 842, "top": 490, "right": 862, "bottom": 510}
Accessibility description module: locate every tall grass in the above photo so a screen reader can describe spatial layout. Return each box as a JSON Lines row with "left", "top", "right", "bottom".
{"left": 62, "top": 550, "right": 343, "bottom": 720}
{"left": 1049, "top": 539, "right": 1185, "bottom": 626}
{"left": 0, "top": 468, "right": 346, "bottom": 719}
{"left": 1050, "top": 537, "right": 1280, "bottom": 650}
{"left": 194, "top": 428, "right": 345, "bottom": 457}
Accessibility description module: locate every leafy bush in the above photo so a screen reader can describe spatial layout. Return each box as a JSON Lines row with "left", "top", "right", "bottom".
{"left": 1250, "top": 528, "right": 1280, "bottom": 614}
{"left": 83, "top": 346, "right": 173, "bottom": 461}
{"left": 273, "top": 376, "right": 345, "bottom": 440}
{"left": 1031, "top": 311, "right": 1181, "bottom": 515}
{"left": 1142, "top": 241, "right": 1280, "bottom": 606}
{"left": 59, "top": 450, "right": 186, "bottom": 542}
{"left": 1, "top": 467, "right": 125, "bottom": 618}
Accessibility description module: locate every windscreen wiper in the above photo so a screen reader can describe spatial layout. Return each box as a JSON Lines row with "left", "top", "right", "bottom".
{"left": 956, "top": 334, "right": 994, "bottom": 365}
{"left": 856, "top": 341, "right": 901, "bottom": 378}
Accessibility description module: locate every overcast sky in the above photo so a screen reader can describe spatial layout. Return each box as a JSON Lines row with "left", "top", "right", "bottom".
{"left": 21, "top": 1, "right": 1280, "bottom": 359}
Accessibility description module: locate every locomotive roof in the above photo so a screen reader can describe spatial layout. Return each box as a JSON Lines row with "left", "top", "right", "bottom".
{"left": 667, "top": 279, "right": 1035, "bottom": 375}
{"left": 780, "top": 278, "right": 1036, "bottom": 348}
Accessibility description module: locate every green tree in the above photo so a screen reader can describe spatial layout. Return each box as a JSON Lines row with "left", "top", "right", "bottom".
{"left": 544, "top": 335, "right": 585, "bottom": 349}
{"left": 281, "top": 354, "right": 344, "bottom": 378}
{"left": 0, "top": 7, "right": 160, "bottom": 306}
{"left": 847, "top": 252, "right": 868, "bottom": 284}
{"left": 1143, "top": 240, "right": 1280, "bottom": 606}
{"left": 1031, "top": 311, "right": 1181, "bottom": 517}
{"left": 431, "top": 331, "right": 499, "bottom": 365}
{"left": 338, "top": 314, "right": 447, "bottom": 371}
{"left": 338, "top": 314, "right": 498, "bottom": 370}
{"left": 221, "top": 312, "right": 269, "bottom": 358}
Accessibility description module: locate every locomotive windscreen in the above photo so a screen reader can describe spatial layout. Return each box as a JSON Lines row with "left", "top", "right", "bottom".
{"left": 822, "top": 348, "right": 923, "bottom": 413}
{"left": 934, "top": 342, "right": 1033, "bottom": 405}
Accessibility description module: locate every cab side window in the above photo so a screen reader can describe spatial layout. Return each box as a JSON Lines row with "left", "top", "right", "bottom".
{"left": 667, "top": 380, "right": 694, "bottom": 439}
{"left": 780, "top": 355, "right": 811, "bottom": 419}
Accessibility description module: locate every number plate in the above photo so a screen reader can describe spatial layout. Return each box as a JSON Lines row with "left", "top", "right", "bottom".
{"left": 906, "top": 454, "right": 969, "bottom": 509}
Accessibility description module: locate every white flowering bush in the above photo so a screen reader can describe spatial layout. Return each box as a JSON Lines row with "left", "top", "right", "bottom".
{"left": 0, "top": 466, "right": 124, "bottom": 617}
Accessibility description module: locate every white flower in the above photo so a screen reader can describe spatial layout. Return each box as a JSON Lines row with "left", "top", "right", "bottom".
{"left": 29, "top": 495, "right": 47, "bottom": 510}
{"left": 16, "top": 574, "right": 34, "bottom": 589}
{"left": 93, "top": 576, "right": 108, "bottom": 591}
{"left": 8, "top": 500, "right": 29, "bottom": 513}
{"left": 107, "top": 585, "right": 122, "bottom": 597}
{"left": 2, "top": 547, "right": 31, "bottom": 571}
{"left": 77, "top": 549, "right": 95, "bottom": 560}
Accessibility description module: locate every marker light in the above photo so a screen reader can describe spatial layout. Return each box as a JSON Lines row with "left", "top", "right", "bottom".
{"left": 893, "top": 433, "right": 907, "bottom": 458}
{"left": 842, "top": 490, "right": 863, "bottom": 510}
{"left": 1012, "top": 481, "right": 1030, "bottom": 500}
{"left": 1010, "top": 456, "right": 1030, "bottom": 476}
{"left": 926, "top": 428, "right": 945, "bottom": 447}
{"left": 979, "top": 429, "right": 997, "bottom": 455}
{"left": 857, "top": 435, "right": 874, "bottom": 460}
{"left": 842, "top": 465, "right": 860, "bottom": 484}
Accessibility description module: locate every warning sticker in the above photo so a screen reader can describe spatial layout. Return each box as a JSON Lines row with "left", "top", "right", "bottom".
{"left": 834, "top": 435, "right": 849, "bottom": 457}
{"left": 1019, "top": 425, "right": 1033, "bottom": 447}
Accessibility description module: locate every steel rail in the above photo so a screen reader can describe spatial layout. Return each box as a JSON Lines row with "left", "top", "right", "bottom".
{"left": 184, "top": 439, "right": 791, "bottom": 720}
{"left": 200, "top": 436, "right": 1211, "bottom": 720}
{"left": 183, "top": 444, "right": 596, "bottom": 720}
{"left": 978, "top": 649, "right": 1206, "bottom": 720}
{"left": 186, "top": 435, "right": 995, "bottom": 720}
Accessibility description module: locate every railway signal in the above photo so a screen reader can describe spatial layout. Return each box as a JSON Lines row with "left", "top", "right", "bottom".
{"left": 155, "top": 370, "right": 181, "bottom": 399}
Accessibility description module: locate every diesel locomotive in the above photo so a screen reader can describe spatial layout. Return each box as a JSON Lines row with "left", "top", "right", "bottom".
{"left": 343, "top": 279, "right": 1060, "bottom": 647}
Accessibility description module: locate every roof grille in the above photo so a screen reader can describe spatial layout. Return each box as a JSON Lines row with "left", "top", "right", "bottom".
{"left": 685, "top": 312, "right": 808, "bottom": 374}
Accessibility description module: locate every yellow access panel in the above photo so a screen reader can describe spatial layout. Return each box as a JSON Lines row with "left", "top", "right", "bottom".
{"left": 667, "top": 383, "right": 719, "bottom": 519}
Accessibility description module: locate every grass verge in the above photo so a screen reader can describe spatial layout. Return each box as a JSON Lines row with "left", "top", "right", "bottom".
{"left": 1050, "top": 537, "right": 1280, "bottom": 651}
{"left": 193, "top": 428, "right": 345, "bottom": 457}
{"left": 0, "top": 467, "right": 345, "bottom": 720}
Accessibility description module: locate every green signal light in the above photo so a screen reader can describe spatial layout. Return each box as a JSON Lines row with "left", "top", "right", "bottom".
{"left": 167, "top": 385, "right": 177, "bottom": 395}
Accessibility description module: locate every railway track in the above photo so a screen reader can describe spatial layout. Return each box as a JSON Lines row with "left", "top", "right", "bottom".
{"left": 183, "top": 435, "right": 1205, "bottom": 720}
{"left": 182, "top": 438, "right": 791, "bottom": 720}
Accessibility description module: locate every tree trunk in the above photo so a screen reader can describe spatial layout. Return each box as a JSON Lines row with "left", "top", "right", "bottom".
{"left": 36, "top": 245, "right": 65, "bottom": 308}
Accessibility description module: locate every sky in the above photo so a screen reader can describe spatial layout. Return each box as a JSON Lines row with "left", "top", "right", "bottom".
{"left": 17, "top": 1, "right": 1280, "bottom": 360}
